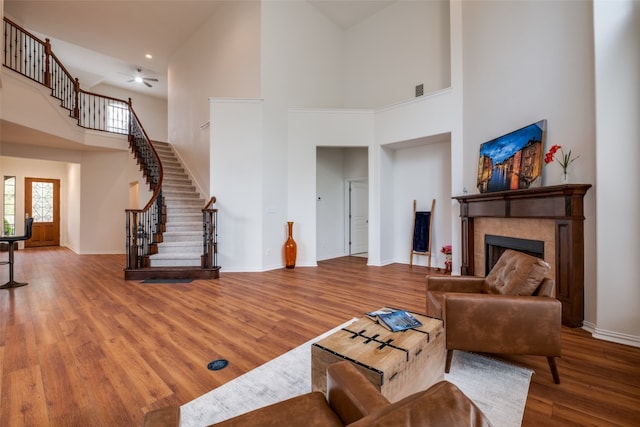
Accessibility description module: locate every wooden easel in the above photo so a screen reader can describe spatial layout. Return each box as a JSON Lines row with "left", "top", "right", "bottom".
{"left": 409, "top": 199, "right": 435, "bottom": 267}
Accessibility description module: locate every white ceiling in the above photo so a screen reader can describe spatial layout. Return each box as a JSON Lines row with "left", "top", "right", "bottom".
{"left": 3, "top": 1, "right": 395, "bottom": 100}
{"left": 309, "top": 0, "right": 394, "bottom": 29}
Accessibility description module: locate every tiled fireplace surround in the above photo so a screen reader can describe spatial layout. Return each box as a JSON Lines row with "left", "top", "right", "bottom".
{"left": 474, "top": 218, "right": 556, "bottom": 278}
{"left": 454, "top": 184, "right": 591, "bottom": 327}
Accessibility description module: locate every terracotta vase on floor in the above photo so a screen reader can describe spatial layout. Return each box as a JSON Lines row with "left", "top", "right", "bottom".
{"left": 284, "top": 221, "right": 297, "bottom": 269}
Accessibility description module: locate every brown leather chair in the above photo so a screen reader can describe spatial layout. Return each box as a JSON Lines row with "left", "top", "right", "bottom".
{"left": 426, "top": 249, "right": 562, "bottom": 384}
{"left": 142, "top": 361, "right": 491, "bottom": 426}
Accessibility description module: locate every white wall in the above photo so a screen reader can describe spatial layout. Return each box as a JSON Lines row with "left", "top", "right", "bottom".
{"left": 66, "top": 162, "right": 81, "bottom": 252}
{"left": 0, "top": 142, "right": 83, "bottom": 164}
{"left": 209, "top": 99, "right": 264, "bottom": 271}
{"left": 169, "top": 0, "right": 261, "bottom": 199}
{"left": 288, "top": 109, "right": 374, "bottom": 267}
{"left": 2, "top": 72, "right": 88, "bottom": 146}
{"left": 391, "top": 138, "right": 452, "bottom": 269}
{"left": 206, "top": 0, "right": 348, "bottom": 271}
{"left": 79, "top": 150, "right": 136, "bottom": 254}
{"left": 262, "top": 1, "right": 346, "bottom": 270}
{"left": 461, "top": 1, "right": 596, "bottom": 188}
{"left": 90, "top": 83, "right": 168, "bottom": 143}
{"left": 343, "top": 0, "right": 450, "bottom": 108}
{"left": 373, "top": 89, "right": 460, "bottom": 266}
{"left": 343, "top": 148, "right": 368, "bottom": 180}
{"left": 593, "top": 0, "right": 640, "bottom": 345}
{"left": 461, "top": 0, "right": 598, "bottom": 327}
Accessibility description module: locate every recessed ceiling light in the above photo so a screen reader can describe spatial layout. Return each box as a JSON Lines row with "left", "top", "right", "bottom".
{"left": 145, "top": 54, "right": 153, "bottom": 59}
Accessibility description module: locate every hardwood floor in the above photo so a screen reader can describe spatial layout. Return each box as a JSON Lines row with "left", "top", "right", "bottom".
{"left": 0, "top": 247, "right": 638, "bottom": 426}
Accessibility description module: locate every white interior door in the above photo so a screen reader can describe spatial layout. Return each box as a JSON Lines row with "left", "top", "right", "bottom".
{"left": 349, "top": 180, "right": 368, "bottom": 255}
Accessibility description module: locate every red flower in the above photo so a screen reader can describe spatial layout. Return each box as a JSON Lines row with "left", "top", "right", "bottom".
{"left": 544, "top": 145, "right": 561, "bottom": 164}
{"left": 544, "top": 145, "right": 579, "bottom": 172}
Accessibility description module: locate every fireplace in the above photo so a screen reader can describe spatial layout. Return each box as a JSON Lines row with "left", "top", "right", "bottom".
{"left": 484, "top": 235, "right": 544, "bottom": 273}
{"left": 454, "top": 184, "right": 591, "bottom": 327}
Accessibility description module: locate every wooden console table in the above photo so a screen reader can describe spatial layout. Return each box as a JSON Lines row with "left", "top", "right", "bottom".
{"left": 454, "top": 184, "right": 591, "bottom": 327}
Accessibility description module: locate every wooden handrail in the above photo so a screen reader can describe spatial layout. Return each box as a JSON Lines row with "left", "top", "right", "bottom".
{"left": 130, "top": 105, "right": 164, "bottom": 209}
{"left": 79, "top": 88, "right": 135, "bottom": 105}
{"left": 3, "top": 16, "right": 45, "bottom": 44}
{"left": 203, "top": 196, "right": 217, "bottom": 210}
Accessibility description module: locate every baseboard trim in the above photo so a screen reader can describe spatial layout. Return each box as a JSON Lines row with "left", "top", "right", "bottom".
{"left": 583, "top": 321, "right": 640, "bottom": 348}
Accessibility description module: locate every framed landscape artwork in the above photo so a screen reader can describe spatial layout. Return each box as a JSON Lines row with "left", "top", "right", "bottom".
{"left": 477, "top": 120, "right": 547, "bottom": 193}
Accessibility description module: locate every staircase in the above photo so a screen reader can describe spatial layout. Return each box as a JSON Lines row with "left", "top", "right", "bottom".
{"left": 1, "top": 17, "right": 219, "bottom": 281}
{"left": 149, "top": 141, "right": 204, "bottom": 267}
{"left": 124, "top": 140, "right": 220, "bottom": 280}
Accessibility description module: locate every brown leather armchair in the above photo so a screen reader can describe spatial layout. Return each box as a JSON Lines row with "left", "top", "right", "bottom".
{"left": 426, "top": 249, "right": 562, "bottom": 384}
{"left": 142, "top": 361, "right": 491, "bottom": 426}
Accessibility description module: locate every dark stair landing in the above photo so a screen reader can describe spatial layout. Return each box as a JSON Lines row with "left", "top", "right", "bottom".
{"left": 124, "top": 266, "right": 220, "bottom": 281}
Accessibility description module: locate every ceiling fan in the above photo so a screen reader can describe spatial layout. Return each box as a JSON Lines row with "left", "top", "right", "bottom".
{"left": 126, "top": 68, "right": 159, "bottom": 88}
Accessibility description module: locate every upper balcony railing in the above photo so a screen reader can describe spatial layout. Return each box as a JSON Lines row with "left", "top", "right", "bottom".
{"left": 3, "top": 17, "right": 131, "bottom": 133}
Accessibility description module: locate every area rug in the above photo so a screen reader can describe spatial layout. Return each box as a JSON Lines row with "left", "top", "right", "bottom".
{"left": 181, "top": 319, "right": 532, "bottom": 427}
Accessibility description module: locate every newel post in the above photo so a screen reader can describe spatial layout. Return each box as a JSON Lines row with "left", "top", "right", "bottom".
{"left": 73, "top": 78, "right": 80, "bottom": 118}
{"left": 44, "top": 38, "right": 52, "bottom": 88}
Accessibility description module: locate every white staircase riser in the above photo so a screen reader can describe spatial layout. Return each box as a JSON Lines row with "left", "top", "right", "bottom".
{"left": 167, "top": 206, "right": 202, "bottom": 216}
{"left": 165, "top": 226, "right": 201, "bottom": 234}
{"left": 164, "top": 182, "right": 192, "bottom": 188}
{"left": 163, "top": 233, "right": 201, "bottom": 243}
{"left": 163, "top": 215, "right": 200, "bottom": 222}
{"left": 163, "top": 182, "right": 196, "bottom": 190}
{"left": 164, "top": 194, "right": 202, "bottom": 202}
{"left": 158, "top": 245, "right": 201, "bottom": 254}
{"left": 150, "top": 260, "right": 201, "bottom": 267}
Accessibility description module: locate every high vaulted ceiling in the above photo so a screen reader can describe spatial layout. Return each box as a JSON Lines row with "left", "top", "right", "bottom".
{"left": 3, "top": 1, "right": 395, "bottom": 100}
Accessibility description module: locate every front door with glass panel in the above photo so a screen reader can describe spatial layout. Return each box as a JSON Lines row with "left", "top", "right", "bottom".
{"left": 25, "top": 178, "right": 60, "bottom": 247}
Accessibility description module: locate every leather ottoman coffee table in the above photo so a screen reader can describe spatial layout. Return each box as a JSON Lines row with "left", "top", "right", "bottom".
{"left": 311, "top": 311, "right": 445, "bottom": 403}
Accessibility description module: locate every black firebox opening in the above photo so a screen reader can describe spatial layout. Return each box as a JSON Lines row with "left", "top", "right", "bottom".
{"left": 484, "top": 234, "right": 545, "bottom": 274}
